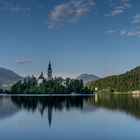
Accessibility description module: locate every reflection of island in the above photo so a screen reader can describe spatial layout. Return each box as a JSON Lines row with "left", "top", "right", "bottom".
{"left": 0, "top": 97, "right": 19, "bottom": 119}
{"left": 1, "top": 94, "right": 140, "bottom": 126}
{"left": 2, "top": 94, "right": 140, "bottom": 126}
{"left": 11, "top": 96, "right": 89, "bottom": 127}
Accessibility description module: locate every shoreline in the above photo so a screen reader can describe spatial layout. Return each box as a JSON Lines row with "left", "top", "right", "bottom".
{"left": 0, "top": 93, "right": 94, "bottom": 96}
{"left": 95, "top": 91, "right": 140, "bottom": 95}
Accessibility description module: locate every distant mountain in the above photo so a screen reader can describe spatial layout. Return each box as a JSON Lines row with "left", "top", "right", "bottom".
{"left": 0, "top": 67, "right": 22, "bottom": 89}
{"left": 86, "top": 66, "right": 140, "bottom": 92}
{"left": 77, "top": 74, "right": 99, "bottom": 83}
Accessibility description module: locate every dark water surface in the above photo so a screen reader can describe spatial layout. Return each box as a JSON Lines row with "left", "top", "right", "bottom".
{"left": 0, "top": 94, "right": 140, "bottom": 140}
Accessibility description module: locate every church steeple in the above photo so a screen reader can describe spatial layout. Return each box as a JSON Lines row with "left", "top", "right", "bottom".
{"left": 48, "top": 61, "right": 51, "bottom": 70}
{"left": 48, "top": 61, "right": 52, "bottom": 80}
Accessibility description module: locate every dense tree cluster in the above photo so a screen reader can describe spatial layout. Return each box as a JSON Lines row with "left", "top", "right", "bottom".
{"left": 86, "top": 66, "right": 140, "bottom": 92}
{"left": 11, "top": 76, "right": 91, "bottom": 94}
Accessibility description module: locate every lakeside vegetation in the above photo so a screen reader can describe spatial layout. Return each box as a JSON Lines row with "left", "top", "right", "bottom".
{"left": 86, "top": 66, "right": 140, "bottom": 93}
{"left": 11, "top": 76, "right": 91, "bottom": 94}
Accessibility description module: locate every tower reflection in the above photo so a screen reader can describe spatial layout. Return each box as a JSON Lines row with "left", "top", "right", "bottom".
{"left": 11, "top": 96, "right": 89, "bottom": 127}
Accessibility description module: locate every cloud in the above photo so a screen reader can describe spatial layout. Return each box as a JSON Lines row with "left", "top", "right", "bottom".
{"left": 106, "top": 30, "right": 115, "bottom": 34}
{"left": 12, "top": 60, "right": 30, "bottom": 65}
{"left": 123, "top": 3, "right": 132, "bottom": 8}
{"left": 105, "top": 0, "right": 132, "bottom": 17}
{"left": 119, "top": 29, "right": 140, "bottom": 38}
{"left": 126, "top": 32, "right": 137, "bottom": 37}
{"left": 0, "top": 1, "right": 31, "bottom": 14}
{"left": 132, "top": 14, "right": 140, "bottom": 24}
{"left": 106, "top": 9, "right": 124, "bottom": 17}
{"left": 120, "top": 29, "right": 127, "bottom": 35}
{"left": 106, "top": 28, "right": 140, "bottom": 38}
{"left": 48, "top": 0, "right": 95, "bottom": 29}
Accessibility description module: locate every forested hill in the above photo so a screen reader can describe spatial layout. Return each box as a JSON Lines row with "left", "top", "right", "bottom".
{"left": 86, "top": 66, "right": 140, "bottom": 92}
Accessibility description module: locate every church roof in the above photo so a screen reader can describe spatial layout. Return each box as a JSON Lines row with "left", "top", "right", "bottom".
{"left": 56, "top": 77, "right": 64, "bottom": 81}
{"left": 38, "top": 72, "right": 44, "bottom": 79}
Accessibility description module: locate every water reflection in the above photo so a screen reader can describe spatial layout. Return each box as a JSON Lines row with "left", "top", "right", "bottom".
{"left": 87, "top": 94, "right": 140, "bottom": 119}
{"left": 0, "top": 97, "right": 19, "bottom": 119}
{"left": 11, "top": 96, "right": 89, "bottom": 127}
{"left": 0, "top": 95, "right": 140, "bottom": 127}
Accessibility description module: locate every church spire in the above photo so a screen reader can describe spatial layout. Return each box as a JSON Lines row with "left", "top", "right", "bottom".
{"left": 48, "top": 61, "right": 51, "bottom": 70}
{"left": 48, "top": 61, "right": 52, "bottom": 80}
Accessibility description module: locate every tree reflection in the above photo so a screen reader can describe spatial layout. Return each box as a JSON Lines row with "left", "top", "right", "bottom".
{"left": 11, "top": 96, "right": 89, "bottom": 127}
{"left": 11, "top": 95, "right": 140, "bottom": 127}
{"left": 87, "top": 94, "right": 140, "bottom": 119}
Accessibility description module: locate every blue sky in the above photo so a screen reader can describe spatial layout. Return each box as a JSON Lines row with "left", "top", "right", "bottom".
{"left": 0, "top": 0, "right": 140, "bottom": 78}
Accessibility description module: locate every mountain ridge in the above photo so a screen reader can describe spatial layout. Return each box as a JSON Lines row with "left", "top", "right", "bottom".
{"left": 0, "top": 67, "right": 22, "bottom": 89}
{"left": 77, "top": 74, "right": 99, "bottom": 83}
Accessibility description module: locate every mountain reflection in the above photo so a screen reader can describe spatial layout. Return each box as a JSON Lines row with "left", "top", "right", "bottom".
{"left": 0, "top": 97, "right": 19, "bottom": 119}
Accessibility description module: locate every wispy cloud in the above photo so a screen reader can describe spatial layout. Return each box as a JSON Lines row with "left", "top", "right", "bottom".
{"left": 132, "top": 14, "right": 140, "bottom": 24}
{"left": 12, "top": 60, "right": 30, "bottom": 65}
{"left": 106, "top": 9, "right": 124, "bottom": 17}
{"left": 48, "top": 0, "right": 95, "bottom": 29}
{"left": 105, "top": 0, "right": 132, "bottom": 17}
{"left": 106, "top": 30, "right": 115, "bottom": 34}
{"left": 119, "top": 29, "right": 140, "bottom": 38}
{"left": 0, "top": 1, "right": 32, "bottom": 15}
{"left": 123, "top": 3, "right": 132, "bottom": 8}
{"left": 120, "top": 29, "right": 127, "bottom": 35}
{"left": 106, "top": 28, "right": 140, "bottom": 38}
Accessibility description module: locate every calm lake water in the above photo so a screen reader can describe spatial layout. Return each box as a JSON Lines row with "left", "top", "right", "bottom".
{"left": 0, "top": 94, "right": 140, "bottom": 140}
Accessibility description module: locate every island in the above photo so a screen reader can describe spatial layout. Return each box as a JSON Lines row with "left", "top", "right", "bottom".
{"left": 8, "top": 61, "right": 91, "bottom": 94}
{"left": 10, "top": 76, "right": 91, "bottom": 94}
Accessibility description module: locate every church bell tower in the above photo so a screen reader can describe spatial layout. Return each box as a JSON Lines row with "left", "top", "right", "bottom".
{"left": 48, "top": 61, "right": 52, "bottom": 80}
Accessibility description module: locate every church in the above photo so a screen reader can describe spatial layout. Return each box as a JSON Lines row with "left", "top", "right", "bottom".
{"left": 38, "top": 61, "right": 52, "bottom": 85}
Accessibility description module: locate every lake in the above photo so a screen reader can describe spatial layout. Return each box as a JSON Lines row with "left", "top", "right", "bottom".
{"left": 0, "top": 94, "right": 140, "bottom": 140}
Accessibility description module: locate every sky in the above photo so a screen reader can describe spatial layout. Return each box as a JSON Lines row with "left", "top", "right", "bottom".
{"left": 0, "top": 0, "right": 140, "bottom": 78}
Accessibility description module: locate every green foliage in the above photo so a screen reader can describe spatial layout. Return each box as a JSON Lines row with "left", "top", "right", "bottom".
{"left": 11, "top": 76, "right": 91, "bottom": 94}
{"left": 86, "top": 66, "right": 140, "bottom": 92}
